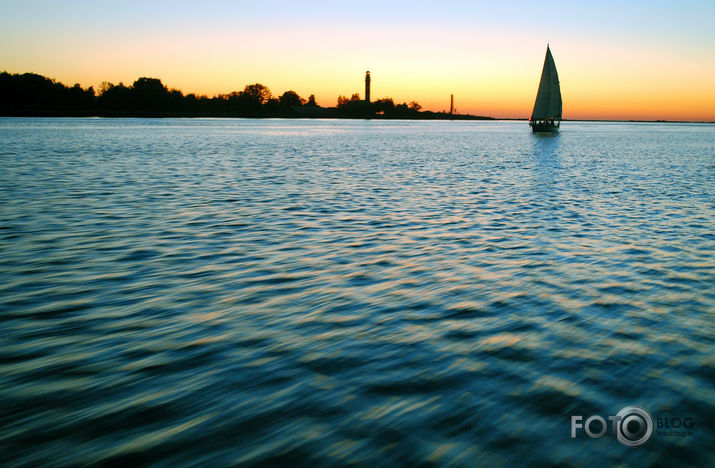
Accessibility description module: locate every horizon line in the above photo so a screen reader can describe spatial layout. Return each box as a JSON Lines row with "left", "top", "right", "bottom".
{"left": 2, "top": 70, "right": 714, "bottom": 123}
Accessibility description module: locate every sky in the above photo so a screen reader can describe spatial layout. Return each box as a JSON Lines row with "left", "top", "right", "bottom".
{"left": 1, "top": 0, "right": 714, "bottom": 120}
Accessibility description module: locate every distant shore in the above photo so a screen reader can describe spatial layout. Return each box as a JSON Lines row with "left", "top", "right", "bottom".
{"left": 0, "top": 71, "right": 493, "bottom": 121}
{"left": 0, "top": 110, "right": 494, "bottom": 120}
{"left": 2, "top": 114, "right": 711, "bottom": 124}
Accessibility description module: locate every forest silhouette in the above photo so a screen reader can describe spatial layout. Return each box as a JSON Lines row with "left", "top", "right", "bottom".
{"left": 0, "top": 71, "right": 492, "bottom": 120}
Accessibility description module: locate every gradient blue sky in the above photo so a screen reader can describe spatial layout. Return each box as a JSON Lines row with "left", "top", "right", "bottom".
{"left": 1, "top": 0, "right": 714, "bottom": 119}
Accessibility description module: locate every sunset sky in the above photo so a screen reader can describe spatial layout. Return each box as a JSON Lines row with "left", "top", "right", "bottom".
{"left": 1, "top": 0, "right": 714, "bottom": 120}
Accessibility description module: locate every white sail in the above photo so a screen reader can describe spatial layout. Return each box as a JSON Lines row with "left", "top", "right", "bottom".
{"left": 530, "top": 46, "right": 562, "bottom": 121}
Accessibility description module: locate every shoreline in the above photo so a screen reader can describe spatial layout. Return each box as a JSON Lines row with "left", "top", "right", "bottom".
{"left": 0, "top": 114, "right": 712, "bottom": 124}
{"left": 0, "top": 110, "right": 494, "bottom": 121}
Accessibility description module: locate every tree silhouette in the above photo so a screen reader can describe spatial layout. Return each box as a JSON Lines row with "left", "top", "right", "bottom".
{"left": 279, "top": 90, "right": 304, "bottom": 107}
{"left": 0, "top": 72, "right": 95, "bottom": 115}
{"left": 131, "top": 77, "right": 171, "bottom": 111}
{"left": 230, "top": 83, "right": 272, "bottom": 115}
{"left": 242, "top": 83, "right": 272, "bottom": 105}
{"left": 337, "top": 93, "right": 361, "bottom": 108}
{"left": 97, "top": 82, "right": 130, "bottom": 112}
{"left": 373, "top": 98, "right": 395, "bottom": 114}
{"left": 264, "top": 97, "right": 281, "bottom": 113}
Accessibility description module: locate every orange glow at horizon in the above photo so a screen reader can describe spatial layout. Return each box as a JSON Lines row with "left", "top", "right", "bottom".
{"left": 2, "top": 10, "right": 714, "bottom": 121}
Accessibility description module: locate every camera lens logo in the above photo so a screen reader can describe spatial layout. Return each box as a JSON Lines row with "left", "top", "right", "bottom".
{"left": 615, "top": 406, "right": 653, "bottom": 447}
{"left": 571, "top": 406, "right": 654, "bottom": 447}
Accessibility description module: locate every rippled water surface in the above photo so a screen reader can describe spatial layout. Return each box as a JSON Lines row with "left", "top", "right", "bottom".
{"left": 1, "top": 118, "right": 713, "bottom": 466}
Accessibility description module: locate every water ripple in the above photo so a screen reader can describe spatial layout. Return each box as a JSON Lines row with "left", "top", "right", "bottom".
{"left": 0, "top": 118, "right": 713, "bottom": 466}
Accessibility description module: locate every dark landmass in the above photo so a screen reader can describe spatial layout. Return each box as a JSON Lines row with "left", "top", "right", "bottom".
{"left": 0, "top": 72, "right": 493, "bottom": 120}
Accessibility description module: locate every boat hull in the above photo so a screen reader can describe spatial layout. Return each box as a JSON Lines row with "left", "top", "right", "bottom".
{"left": 530, "top": 121, "right": 560, "bottom": 133}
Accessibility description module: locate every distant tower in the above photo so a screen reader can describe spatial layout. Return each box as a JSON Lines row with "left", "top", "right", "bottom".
{"left": 450, "top": 94, "right": 454, "bottom": 115}
{"left": 365, "top": 71, "right": 371, "bottom": 103}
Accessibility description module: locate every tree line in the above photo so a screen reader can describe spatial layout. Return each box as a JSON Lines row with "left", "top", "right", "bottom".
{"left": 0, "top": 72, "right": 319, "bottom": 116}
{"left": 0, "top": 71, "right": 492, "bottom": 119}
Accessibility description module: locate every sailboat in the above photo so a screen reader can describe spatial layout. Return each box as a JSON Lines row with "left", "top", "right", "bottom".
{"left": 530, "top": 45, "right": 562, "bottom": 133}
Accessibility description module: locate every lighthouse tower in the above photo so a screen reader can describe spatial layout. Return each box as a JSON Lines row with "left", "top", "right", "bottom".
{"left": 365, "top": 71, "right": 371, "bottom": 103}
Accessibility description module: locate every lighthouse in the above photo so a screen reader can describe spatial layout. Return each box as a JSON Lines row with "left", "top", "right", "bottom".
{"left": 365, "top": 71, "right": 371, "bottom": 103}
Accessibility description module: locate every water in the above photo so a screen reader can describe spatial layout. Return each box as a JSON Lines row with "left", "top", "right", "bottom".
{"left": 0, "top": 118, "right": 713, "bottom": 466}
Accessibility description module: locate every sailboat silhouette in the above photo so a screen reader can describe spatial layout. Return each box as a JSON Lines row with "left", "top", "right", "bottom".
{"left": 530, "top": 45, "right": 562, "bottom": 133}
